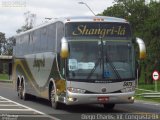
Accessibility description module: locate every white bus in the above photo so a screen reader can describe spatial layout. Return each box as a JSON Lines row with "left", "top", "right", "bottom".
{"left": 12, "top": 16, "right": 146, "bottom": 110}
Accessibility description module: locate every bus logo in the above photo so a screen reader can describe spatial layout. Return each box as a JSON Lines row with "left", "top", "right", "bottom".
{"left": 101, "top": 88, "right": 107, "bottom": 93}
{"left": 33, "top": 56, "right": 45, "bottom": 71}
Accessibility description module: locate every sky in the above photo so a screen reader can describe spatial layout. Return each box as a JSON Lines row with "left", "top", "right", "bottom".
{"left": 0, "top": 0, "right": 114, "bottom": 38}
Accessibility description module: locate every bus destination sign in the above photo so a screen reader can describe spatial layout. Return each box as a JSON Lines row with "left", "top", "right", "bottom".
{"left": 66, "top": 22, "right": 131, "bottom": 38}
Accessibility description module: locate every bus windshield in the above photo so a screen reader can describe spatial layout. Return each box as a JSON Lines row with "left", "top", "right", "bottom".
{"left": 103, "top": 41, "right": 135, "bottom": 80}
{"left": 67, "top": 39, "right": 135, "bottom": 81}
{"left": 67, "top": 40, "right": 102, "bottom": 79}
{"left": 66, "top": 22, "right": 135, "bottom": 82}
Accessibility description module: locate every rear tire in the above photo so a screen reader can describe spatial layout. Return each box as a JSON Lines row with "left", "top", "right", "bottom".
{"left": 18, "top": 82, "right": 28, "bottom": 100}
{"left": 103, "top": 104, "right": 115, "bottom": 110}
{"left": 18, "top": 84, "right": 22, "bottom": 99}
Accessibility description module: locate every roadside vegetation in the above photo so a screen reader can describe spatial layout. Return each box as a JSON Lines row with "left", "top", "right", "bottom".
{"left": 0, "top": 0, "right": 159, "bottom": 103}
{"left": 0, "top": 74, "right": 9, "bottom": 80}
{"left": 135, "top": 66, "right": 160, "bottom": 103}
{"left": 101, "top": 0, "right": 160, "bottom": 103}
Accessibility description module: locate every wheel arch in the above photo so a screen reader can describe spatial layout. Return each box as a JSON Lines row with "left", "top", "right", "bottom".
{"left": 16, "top": 76, "right": 21, "bottom": 91}
{"left": 20, "top": 76, "right": 26, "bottom": 93}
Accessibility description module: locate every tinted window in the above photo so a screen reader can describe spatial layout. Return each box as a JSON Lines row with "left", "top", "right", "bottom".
{"left": 57, "top": 22, "right": 64, "bottom": 52}
{"left": 47, "top": 23, "right": 56, "bottom": 51}
{"left": 41, "top": 27, "right": 48, "bottom": 51}
{"left": 33, "top": 30, "right": 41, "bottom": 52}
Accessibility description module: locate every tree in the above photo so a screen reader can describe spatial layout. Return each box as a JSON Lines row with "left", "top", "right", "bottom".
{"left": 16, "top": 11, "right": 36, "bottom": 33}
{"left": 101, "top": 0, "right": 160, "bottom": 84}
{"left": 3, "top": 37, "right": 16, "bottom": 55}
{"left": 0, "top": 32, "right": 6, "bottom": 55}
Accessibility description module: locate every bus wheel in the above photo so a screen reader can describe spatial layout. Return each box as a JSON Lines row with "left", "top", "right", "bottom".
{"left": 103, "top": 104, "right": 115, "bottom": 110}
{"left": 50, "top": 86, "right": 60, "bottom": 109}
{"left": 18, "top": 84, "right": 22, "bottom": 99}
{"left": 19, "top": 82, "right": 27, "bottom": 100}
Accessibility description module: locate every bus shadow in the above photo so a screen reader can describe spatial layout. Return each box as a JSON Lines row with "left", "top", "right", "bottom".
{"left": 27, "top": 95, "right": 51, "bottom": 106}
{"left": 28, "top": 96, "right": 127, "bottom": 113}
{"left": 63, "top": 104, "right": 126, "bottom": 113}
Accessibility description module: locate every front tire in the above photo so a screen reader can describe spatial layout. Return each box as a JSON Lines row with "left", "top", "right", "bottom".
{"left": 50, "top": 85, "right": 61, "bottom": 109}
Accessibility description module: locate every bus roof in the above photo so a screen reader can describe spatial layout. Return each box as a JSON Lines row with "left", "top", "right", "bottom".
{"left": 15, "top": 16, "right": 128, "bottom": 37}
{"left": 63, "top": 16, "right": 128, "bottom": 23}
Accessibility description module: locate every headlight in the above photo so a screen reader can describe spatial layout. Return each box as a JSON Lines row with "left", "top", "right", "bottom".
{"left": 67, "top": 87, "right": 86, "bottom": 94}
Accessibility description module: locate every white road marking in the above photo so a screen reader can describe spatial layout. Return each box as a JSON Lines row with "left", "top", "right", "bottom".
{"left": 0, "top": 96, "right": 44, "bottom": 114}
{"left": 0, "top": 101, "right": 11, "bottom": 103}
{"left": 0, "top": 105, "right": 19, "bottom": 106}
{"left": 0, "top": 97, "right": 7, "bottom": 99}
{"left": 135, "top": 101, "right": 160, "bottom": 106}
{"left": 141, "top": 102, "right": 160, "bottom": 106}
{"left": 0, "top": 96, "right": 60, "bottom": 120}
{"left": 14, "top": 114, "right": 55, "bottom": 118}
{"left": 0, "top": 109, "right": 32, "bottom": 111}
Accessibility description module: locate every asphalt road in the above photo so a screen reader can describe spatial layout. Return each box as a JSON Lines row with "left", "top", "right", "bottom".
{"left": 0, "top": 82, "right": 159, "bottom": 120}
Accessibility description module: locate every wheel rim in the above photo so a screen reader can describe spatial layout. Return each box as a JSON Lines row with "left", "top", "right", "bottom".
{"left": 18, "top": 86, "right": 20, "bottom": 96}
{"left": 18, "top": 83, "right": 25, "bottom": 99}
{"left": 18, "top": 85, "right": 23, "bottom": 99}
{"left": 51, "top": 89, "right": 56, "bottom": 105}
{"left": 21, "top": 84, "right": 25, "bottom": 98}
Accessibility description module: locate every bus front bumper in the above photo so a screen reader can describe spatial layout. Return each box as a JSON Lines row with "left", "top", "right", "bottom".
{"left": 65, "top": 92, "right": 135, "bottom": 105}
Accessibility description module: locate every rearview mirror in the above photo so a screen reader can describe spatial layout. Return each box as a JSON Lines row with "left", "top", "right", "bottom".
{"left": 60, "top": 37, "right": 69, "bottom": 59}
{"left": 136, "top": 38, "right": 146, "bottom": 60}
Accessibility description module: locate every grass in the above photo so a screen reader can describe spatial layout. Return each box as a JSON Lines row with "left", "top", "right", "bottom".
{"left": 135, "top": 68, "right": 160, "bottom": 103}
{"left": 137, "top": 82, "right": 160, "bottom": 91}
{"left": 135, "top": 88, "right": 160, "bottom": 103}
{"left": 0, "top": 74, "right": 9, "bottom": 80}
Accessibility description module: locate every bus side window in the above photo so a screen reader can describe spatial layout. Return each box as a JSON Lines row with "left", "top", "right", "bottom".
{"left": 41, "top": 27, "right": 48, "bottom": 51}
{"left": 47, "top": 23, "right": 56, "bottom": 51}
{"left": 15, "top": 37, "right": 19, "bottom": 56}
{"left": 23, "top": 34, "right": 29, "bottom": 55}
{"left": 18, "top": 37, "right": 22, "bottom": 56}
{"left": 56, "top": 22, "right": 65, "bottom": 77}
{"left": 29, "top": 32, "right": 34, "bottom": 53}
{"left": 56, "top": 22, "right": 64, "bottom": 52}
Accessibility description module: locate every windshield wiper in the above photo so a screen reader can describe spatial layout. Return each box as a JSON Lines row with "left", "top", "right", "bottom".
{"left": 105, "top": 54, "right": 121, "bottom": 79}
{"left": 87, "top": 57, "right": 101, "bottom": 79}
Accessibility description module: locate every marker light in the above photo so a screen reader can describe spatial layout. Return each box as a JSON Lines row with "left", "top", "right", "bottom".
{"left": 93, "top": 18, "right": 104, "bottom": 22}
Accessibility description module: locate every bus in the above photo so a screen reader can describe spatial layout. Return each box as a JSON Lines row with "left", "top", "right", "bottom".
{"left": 12, "top": 16, "right": 146, "bottom": 110}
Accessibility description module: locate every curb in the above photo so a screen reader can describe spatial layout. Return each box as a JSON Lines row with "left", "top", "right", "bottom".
{"left": 0, "top": 80, "right": 13, "bottom": 83}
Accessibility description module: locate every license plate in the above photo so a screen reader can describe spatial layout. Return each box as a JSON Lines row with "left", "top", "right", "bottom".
{"left": 97, "top": 96, "right": 109, "bottom": 102}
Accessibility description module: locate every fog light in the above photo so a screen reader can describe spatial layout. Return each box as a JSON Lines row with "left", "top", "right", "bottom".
{"left": 68, "top": 97, "right": 77, "bottom": 102}
{"left": 131, "top": 96, "right": 135, "bottom": 100}
{"left": 128, "top": 96, "right": 134, "bottom": 100}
